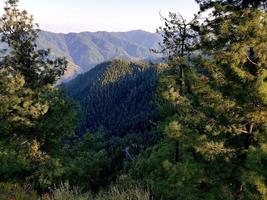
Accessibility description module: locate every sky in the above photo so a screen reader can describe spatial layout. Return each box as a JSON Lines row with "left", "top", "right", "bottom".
{"left": 0, "top": 0, "right": 199, "bottom": 33}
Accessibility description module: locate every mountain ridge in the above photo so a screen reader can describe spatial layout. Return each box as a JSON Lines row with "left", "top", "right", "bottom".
{"left": 37, "top": 30, "right": 161, "bottom": 81}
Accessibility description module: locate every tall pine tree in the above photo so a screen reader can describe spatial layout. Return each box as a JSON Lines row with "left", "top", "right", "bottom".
{"left": 0, "top": 0, "right": 78, "bottom": 190}
{"left": 130, "top": 1, "right": 267, "bottom": 199}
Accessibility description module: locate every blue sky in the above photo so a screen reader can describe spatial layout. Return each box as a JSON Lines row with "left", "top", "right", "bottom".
{"left": 0, "top": 0, "right": 199, "bottom": 33}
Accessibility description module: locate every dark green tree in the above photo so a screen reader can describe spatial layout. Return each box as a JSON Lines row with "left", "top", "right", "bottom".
{"left": 61, "top": 132, "right": 110, "bottom": 191}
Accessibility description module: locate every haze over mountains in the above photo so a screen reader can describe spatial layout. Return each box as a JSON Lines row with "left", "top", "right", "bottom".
{"left": 37, "top": 30, "right": 162, "bottom": 81}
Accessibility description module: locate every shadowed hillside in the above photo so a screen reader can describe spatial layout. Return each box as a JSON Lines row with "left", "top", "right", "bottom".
{"left": 65, "top": 59, "right": 162, "bottom": 136}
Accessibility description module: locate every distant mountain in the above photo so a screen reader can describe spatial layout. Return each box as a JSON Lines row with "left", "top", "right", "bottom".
{"left": 64, "top": 59, "right": 162, "bottom": 136}
{"left": 37, "top": 30, "right": 161, "bottom": 81}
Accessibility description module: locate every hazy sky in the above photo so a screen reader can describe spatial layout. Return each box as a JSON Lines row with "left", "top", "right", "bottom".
{"left": 0, "top": 0, "right": 199, "bottom": 33}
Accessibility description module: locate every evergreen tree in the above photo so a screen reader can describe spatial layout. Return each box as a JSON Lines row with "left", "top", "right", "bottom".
{"left": 156, "top": 12, "right": 199, "bottom": 58}
{"left": 61, "top": 132, "right": 110, "bottom": 191}
{"left": 155, "top": 12, "right": 200, "bottom": 163}
{"left": 194, "top": 2, "right": 267, "bottom": 199}
{"left": 0, "top": 0, "right": 67, "bottom": 88}
{"left": 130, "top": 1, "right": 267, "bottom": 199}
{"left": 0, "top": 0, "right": 78, "bottom": 190}
{"left": 195, "top": 0, "right": 266, "bottom": 11}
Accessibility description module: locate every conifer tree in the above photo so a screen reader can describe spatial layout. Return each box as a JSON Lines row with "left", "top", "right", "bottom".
{"left": 195, "top": 0, "right": 266, "bottom": 11}
{"left": 156, "top": 12, "right": 199, "bottom": 162}
{"left": 0, "top": 0, "right": 67, "bottom": 88}
{"left": 193, "top": 2, "right": 267, "bottom": 198}
{"left": 132, "top": 1, "right": 267, "bottom": 199}
{"left": 0, "top": 0, "right": 77, "bottom": 190}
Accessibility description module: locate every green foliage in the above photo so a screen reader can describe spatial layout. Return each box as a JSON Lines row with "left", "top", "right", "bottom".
{"left": 128, "top": 2, "right": 267, "bottom": 200}
{"left": 61, "top": 133, "right": 110, "bottom": 191}
{"left": 195, "top": 0, "right": 266, "bottom": 11}
{"left": 94, "top": 186, "right": 150, "bottom": 200}
{"left": 0, "top": 68, "right": 72, "bottom": 190}
{"left": 65, "top": 59, "right": 160, "bottom": 136}
{"left": 63, "top": 60, "right": 165, "bottom": 191}
{"left": 1, "top": 0, "right": 266, "bottom": 199}
{"left": 0, "top": 182, "right": 38, "bottom": 200}
{"left": 156, "top": 12, "right": 199, "bottom": 58}
{"left": 0, "top": 0, "right": 78, "bottom": 190}
{"left": 0, "top": 0, "right": 67, "bottom": 88}
{"left": 43, "top": 182, "right": 91, "bottom": 200}
{"left": 44, "top": 183, "right": 150, "bottom": 200}
{"left": 129, "top": 141, "right": 178, "bottom": 199}
{"left": 0, "top": 182, "right": 151, "bottom": 200}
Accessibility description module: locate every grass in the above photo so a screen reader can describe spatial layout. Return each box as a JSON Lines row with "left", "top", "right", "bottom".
{"left": 0, "top": 182, "right": 151, "bottom": 200}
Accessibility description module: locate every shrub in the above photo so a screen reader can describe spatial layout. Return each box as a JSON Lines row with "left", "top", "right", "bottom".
{"left": 0, "top": 182, "right": 38, "bottom": 200}
{"left": 42, "top": 183, "right": 151, "bottom": 200}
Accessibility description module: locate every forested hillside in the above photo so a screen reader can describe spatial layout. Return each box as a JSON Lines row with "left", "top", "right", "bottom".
{"left": 0, "top": 0, "right": 267, "bottom": 199}
{"left": 65, "top": 59, "right": 162, "bottom": 136}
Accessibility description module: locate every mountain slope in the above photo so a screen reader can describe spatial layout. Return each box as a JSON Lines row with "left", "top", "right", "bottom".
{"left": 37, "top": 30, "right": 161, "bottom": 81}
{"left": 65, "top": 59, "right": 161, "bottom": 136}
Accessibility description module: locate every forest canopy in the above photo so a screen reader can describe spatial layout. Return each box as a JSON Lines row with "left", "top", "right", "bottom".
{"left": 0, "top": 0, "right": 266, "bottom": 199}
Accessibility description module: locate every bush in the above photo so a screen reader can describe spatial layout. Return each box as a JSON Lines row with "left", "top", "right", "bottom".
{"left": 0, "top": 182, "right": 38, "bottom": 200}
{"left": 43, "top": 183, "right": 151, "bottom": 200}
{"left": 96, "top": 186, "right": 151, "bottom": 200}
{"left": 43, "top": 182, "right": 91, "bottom": 200}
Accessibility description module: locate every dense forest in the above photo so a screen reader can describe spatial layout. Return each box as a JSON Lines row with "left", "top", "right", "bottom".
{"left": 0, "top": 0, "right": 267, "bottom": 199}
{"left": 65, "top": 59, "right": 161, "bottom": 136}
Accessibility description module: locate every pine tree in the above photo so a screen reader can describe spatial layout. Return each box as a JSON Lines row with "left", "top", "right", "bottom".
{"left": 195, "top": 0, "right": 266, "bottom": 11}
{"left": 155, "top": 12, "right": 200, "bottom": 163}
{"left": 0, "top": 0, "right": 67, "bottom": 88}
{"left": 134, "top": 1, "right": 267, "bottom": 199}
{"left": 194, "top": 2, "right": 267, "bottom": 199}
{"left": 0, "top": 0, "right": 78, "bottom": 190}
